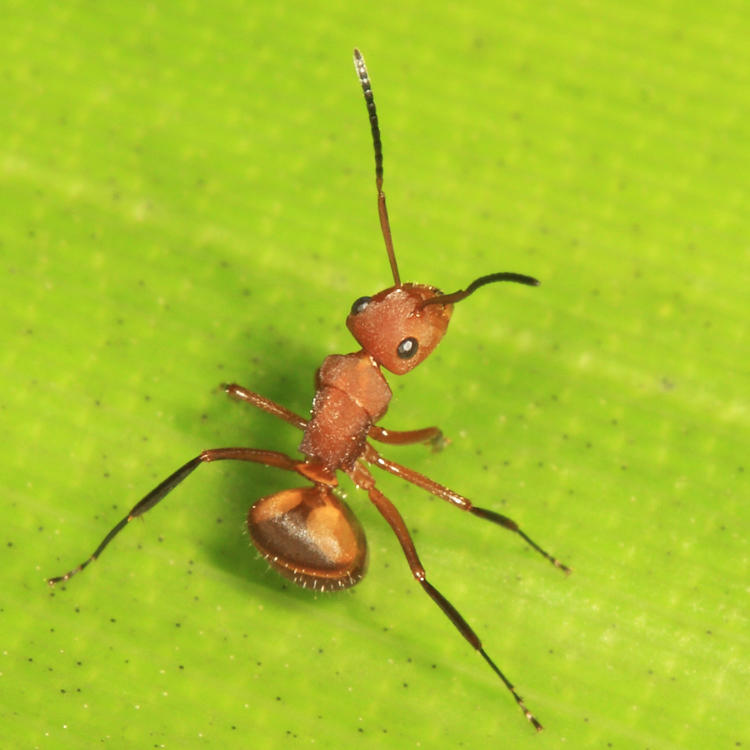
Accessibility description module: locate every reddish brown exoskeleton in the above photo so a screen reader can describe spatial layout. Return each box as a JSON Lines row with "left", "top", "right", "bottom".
{"left": 48, "top": 49, "right": 569, "bottom": 731}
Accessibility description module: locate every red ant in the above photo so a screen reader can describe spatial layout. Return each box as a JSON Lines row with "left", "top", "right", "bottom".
{"left": 48, "top": 49, "right": 569, "bottom": 731}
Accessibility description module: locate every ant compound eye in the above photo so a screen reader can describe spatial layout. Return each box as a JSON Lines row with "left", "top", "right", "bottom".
{"left": 396, "top": 337, "right": 418, "bottom": 359}
{"left": 350, "top": 296, "right": 372, "bottom": 315}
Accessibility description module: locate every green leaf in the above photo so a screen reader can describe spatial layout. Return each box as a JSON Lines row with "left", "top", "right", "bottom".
{"left": 2, "top": 2, "right": 747, "bottom": 748}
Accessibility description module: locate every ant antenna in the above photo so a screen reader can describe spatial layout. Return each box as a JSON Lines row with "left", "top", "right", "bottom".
{"left": 420, "top": 272, "right": 540, "bottom": 308}
{"left": 353, "top": 48, "right": 401, "bottom": 287}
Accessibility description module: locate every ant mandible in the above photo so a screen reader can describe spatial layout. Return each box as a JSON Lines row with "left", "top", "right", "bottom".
{"left": 48, "top": 49, "right": 570, "bottom": 731}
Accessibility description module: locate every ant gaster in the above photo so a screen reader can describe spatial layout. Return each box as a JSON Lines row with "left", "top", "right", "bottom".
{"left": 48, "top": 49, "right": 570, "bottom": 732}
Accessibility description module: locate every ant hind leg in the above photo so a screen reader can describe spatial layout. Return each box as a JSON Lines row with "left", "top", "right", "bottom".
{"left": 348, "top": 461, "right": 544, "bottom": 731}
{"left": 47, "top": 447, "right": 306, "bottom": 586}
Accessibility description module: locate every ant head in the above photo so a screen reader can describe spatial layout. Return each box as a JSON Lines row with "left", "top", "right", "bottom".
{"left": 346, "top": 284, "right": 453, "bottom": 375}
{"left": 351, "top": 51, "right": 539, "bottom": 375}
{"left": 346, "top": 273, "right": 539, "bottom": 375}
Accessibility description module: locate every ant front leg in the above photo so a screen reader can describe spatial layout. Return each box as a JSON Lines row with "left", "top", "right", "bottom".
{"left": 368, "top": 424, "right": 446, "bottom": 452}
{"left": 364, "top": 444, "right": 570, "bottom": 574}
{"left": 348, "top": 461, "right": 544, "bottom": 731}
{"left": 223, "top": 383, "right": 307, "bottom": 431}
{"left": 48, "top": 447, "right": 310, "bottom": 585}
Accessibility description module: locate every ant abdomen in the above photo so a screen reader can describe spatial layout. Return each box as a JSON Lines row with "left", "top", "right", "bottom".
{"left": 248, "top": 485, "right": 368, "bottom": 591}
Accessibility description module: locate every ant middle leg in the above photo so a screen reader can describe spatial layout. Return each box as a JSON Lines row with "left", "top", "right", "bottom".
{"left": 47, "top": 447, "right": 310, "bottom": 586}
{"left": 348, "top": 461, "right": 544, "bottom": 731}
{"left": 363, "top": 444, "right": 570, "bottom": 573}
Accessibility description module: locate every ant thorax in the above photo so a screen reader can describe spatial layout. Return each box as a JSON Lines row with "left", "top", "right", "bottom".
{"left": 300, "top": 352, "right": 392, "bottom": 470}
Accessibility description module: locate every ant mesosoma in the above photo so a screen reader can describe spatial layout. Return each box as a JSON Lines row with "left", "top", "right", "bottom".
{"left": 48, "top": 49, "right": 569, "bottom": 731}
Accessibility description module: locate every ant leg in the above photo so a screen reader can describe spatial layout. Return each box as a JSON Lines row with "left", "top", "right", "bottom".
{"left": 348, "top": 461, "right": 543, "bottom": 731}
{"left": 368, "top": 424, "right": 445, "bottom": 452}
{"left": 364, "top": 444, "right": 570, "bottom": 573}
{"left": 222, "top": 383, "right": 307, "bottom": 431}
{"left": 48, "top": 447, "right": 308, "bottom": 586}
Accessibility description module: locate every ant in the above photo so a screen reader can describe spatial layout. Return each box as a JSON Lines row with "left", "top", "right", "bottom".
{"left": 48, "top": 49, "right": 569, "bottom": 731}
